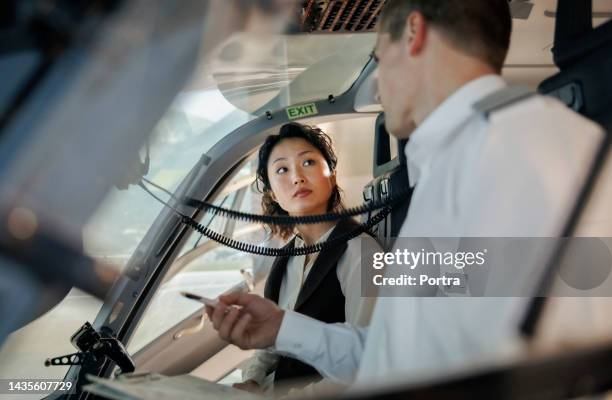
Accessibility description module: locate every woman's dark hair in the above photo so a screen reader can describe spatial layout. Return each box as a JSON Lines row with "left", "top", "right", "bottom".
{"left": 255, "top": 122, "right": 344, "bottom": 240}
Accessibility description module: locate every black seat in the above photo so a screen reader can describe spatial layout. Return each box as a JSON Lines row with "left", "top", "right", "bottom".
{"left": 538, "top": 0, "right": 612, "bottom": 130}
{"left": 362, "top": 113, "right": 411, "bottom": 251}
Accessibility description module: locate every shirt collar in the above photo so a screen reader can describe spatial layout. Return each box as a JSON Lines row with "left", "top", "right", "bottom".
{"left": 294, "top": 224, "right": 336, "bottom": 248}
{"left": 404, "top": 74, "right": 507, "bottom": 186}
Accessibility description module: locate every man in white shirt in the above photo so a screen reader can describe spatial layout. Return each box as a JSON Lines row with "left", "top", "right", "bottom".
{"left": 207, "top": 0, "right": 605, "bottom": 391}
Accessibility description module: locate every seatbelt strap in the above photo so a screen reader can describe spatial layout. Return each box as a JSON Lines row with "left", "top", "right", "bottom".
{"left": 472, "top": 85, "right": 536, "bottom": 119}
{"left": 553, "top": 0, "right": 593, "bottom": 68}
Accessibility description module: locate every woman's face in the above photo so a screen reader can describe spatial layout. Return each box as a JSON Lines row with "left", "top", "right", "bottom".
{"left": 266, "top": 137, "right": 335, "bottom": 216}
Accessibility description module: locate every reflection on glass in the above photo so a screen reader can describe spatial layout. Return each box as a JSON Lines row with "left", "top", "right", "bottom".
{"left": 0, "top": 44, "right": 258, "bottom": 386}
{"left": 0, "top": 0, "right": 308, "bottom": 388}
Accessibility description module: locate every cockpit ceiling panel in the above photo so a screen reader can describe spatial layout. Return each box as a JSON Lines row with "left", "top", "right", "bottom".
{"left": 300, "top": 0, "right": 385, "bottom": 33}
{"left": 298, "top": 0, "right": 546, "bottom": 33}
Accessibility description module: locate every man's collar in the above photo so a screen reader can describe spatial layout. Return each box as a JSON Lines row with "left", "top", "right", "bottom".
{"left": 404, "top": 74, "right": 507, "bottom": 187}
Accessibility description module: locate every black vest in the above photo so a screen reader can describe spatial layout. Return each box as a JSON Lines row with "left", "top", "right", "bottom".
{"left": 264, "top": 219, "right": 361, "bottom": 387}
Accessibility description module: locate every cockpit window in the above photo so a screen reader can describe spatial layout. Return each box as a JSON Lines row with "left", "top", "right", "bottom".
{"left": 83, "top": 85, "right": 256, "bottom": 272}
{"left": 127, "top": 157, "right": 274, "bottom": 354}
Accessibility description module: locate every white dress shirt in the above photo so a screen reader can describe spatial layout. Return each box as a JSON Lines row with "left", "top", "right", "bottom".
{"left": 274, "top": 75, "right": 607, "bottom": 388}
{"left": 242, "top": 226, "right": 378, "bottom": 386}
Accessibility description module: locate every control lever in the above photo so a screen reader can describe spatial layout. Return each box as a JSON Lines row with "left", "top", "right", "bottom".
{"left": 45, "top": 322, "right": 135, "bottom": 374}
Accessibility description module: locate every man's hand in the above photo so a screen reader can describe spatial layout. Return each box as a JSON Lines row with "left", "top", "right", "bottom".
{"left": 205, "top": 292, "right": 284, "bottom": 349}
{"left": 232, "top": 380, "right": 262, "bottom": 393}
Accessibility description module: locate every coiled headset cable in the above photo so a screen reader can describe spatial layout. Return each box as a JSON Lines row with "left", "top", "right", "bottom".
{"left": 139, "top": 177, "right": 407, "bottom": 256}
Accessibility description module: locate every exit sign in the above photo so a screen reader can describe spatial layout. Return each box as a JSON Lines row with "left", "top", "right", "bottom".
{"left": 286, "top": 103, "right": 319, "bottom": 120}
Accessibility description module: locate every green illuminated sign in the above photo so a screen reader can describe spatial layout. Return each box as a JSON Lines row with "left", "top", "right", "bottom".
{"left": 286, "top": 103, "right": 318, "bottom": 120}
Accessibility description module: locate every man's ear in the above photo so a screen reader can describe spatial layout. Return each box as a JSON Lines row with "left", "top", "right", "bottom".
{"left": 405, "top": 11, "right": 427, "bottom": 56}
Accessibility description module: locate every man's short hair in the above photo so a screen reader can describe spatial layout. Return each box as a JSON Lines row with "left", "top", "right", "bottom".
{"left": 379, "top": 0, "right": 512, "bottom": 72}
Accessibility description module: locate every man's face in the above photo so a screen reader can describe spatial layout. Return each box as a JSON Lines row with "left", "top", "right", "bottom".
{"left": 373, "top": 31, "right": 418, "bottom": 139}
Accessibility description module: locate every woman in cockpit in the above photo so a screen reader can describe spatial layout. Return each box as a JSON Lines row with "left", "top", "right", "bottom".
{"left": 235, "top": 122, "right": 376, "bottom": 393}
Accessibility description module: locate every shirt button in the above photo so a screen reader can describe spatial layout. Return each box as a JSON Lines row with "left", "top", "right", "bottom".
{"left": 294, "top": 343, "right": 302, "bottom": 349}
